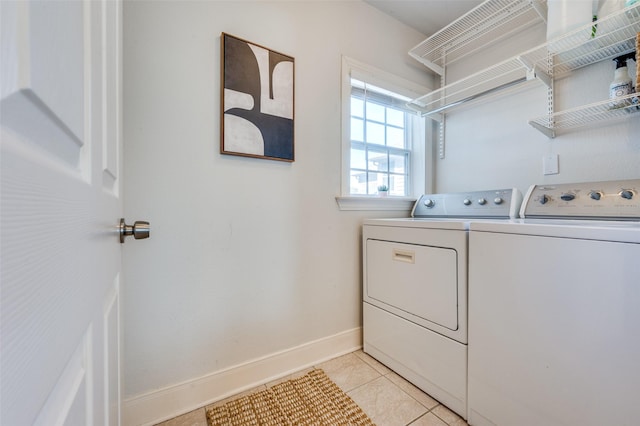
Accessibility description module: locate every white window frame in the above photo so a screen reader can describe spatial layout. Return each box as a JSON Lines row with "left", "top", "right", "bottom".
{"left": 336, "top": 56, "right": 433, "bottom": 211}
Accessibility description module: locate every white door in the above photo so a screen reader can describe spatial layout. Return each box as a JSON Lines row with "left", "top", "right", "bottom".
{"left": 1, "top": 1, "right": 124, "bottom": 424}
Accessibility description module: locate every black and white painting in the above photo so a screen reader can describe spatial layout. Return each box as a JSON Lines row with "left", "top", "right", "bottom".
{"left": 221, "top": 33, "right": 295, "bottom": 162}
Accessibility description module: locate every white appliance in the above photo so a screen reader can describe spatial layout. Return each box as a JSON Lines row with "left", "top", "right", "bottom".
{"left": 468, "top": 179, "right": 640, "bottom": 426}
{"left": 362, "top": 188, "right": 522, "bottom": 419}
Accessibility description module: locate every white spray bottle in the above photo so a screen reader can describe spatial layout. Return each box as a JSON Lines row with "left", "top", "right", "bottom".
{"left": 609, "top": 53, "right": 633, "bottom": 108}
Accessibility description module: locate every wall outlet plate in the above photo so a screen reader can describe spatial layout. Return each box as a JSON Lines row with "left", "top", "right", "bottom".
{"left": 543, "top": 154, "right": 559, "bottom": 175}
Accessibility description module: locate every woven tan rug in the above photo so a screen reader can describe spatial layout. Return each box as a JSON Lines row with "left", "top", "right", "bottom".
{"left": 206, "top": 369, "right": 375, "bottom": 425}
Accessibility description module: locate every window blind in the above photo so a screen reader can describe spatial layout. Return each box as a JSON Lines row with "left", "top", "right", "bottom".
{"left": 351, "top": 79, "right": 416, "bottom": 114}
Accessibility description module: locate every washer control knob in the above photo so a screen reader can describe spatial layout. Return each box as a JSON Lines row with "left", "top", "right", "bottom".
{"left": 589, "top": 191, "right": 602, "bottom": 201}
{"left": 560, "top": 193, "right": 575, "bottom": 201}
{"left": 478, "top": 198, "right": 487, "bottom": 205}
{"left": 424, "top": 198, "right": 435, "bottom": 208}
{"left": 620, "top": 190, "right": 634, "bottom": 200}
{"left": 494, "top": 197, "right": 504, "bottom": 205}
{"left": 463, "top": 199, "right": 472, "bottom": 206}
{"left": 540, "top": 194, "right": 550, "bottom": 205}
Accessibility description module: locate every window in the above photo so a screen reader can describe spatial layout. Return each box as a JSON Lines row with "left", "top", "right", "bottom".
{"left": 339, "top": 57, "right": 431, "bottom": 207}
{"left": 349, "top": 80, "right": 412, "bottom": 196}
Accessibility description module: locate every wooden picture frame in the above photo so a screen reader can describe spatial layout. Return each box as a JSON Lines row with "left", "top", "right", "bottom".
{"left": 221, "top": 33, "right": 295, "bottom": 162}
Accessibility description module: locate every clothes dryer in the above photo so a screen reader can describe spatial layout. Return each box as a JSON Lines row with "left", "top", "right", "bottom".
{"left": 363, "top": 188, "right": 521, "bottom": 419}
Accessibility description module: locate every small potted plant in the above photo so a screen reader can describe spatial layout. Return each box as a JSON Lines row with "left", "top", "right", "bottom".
{"left": 377, "top": 184, "right": 389, "bottom": 197}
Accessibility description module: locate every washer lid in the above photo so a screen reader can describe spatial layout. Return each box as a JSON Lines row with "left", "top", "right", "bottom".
{"left": 470, "top": 219, "right": 640, "bottom": 243}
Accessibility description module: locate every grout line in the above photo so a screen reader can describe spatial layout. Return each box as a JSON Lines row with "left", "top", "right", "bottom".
{"left": 406, "top": 412, "right": 430, "bottom": 426}
{"left": 344, "top": 371, "right": 386, "bottom": 396}
{"left": 159, "top": 349, "right": 463, "bottom": 426}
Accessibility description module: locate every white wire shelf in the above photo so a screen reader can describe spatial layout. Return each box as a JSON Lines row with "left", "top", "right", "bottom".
{"left": 408, "top": 3, "right": 640, "bottom": 120}
{"left": 529, "top": 93, "right": 640, "bottom": 138}
{"left": 409, "top": 0, "right": 547, "bottom": 75}
{"left": 523, "top": 4, "right": 640, "bottom": 78}
{"left": 407, "top": 47, "right": 549, "bottom": 117}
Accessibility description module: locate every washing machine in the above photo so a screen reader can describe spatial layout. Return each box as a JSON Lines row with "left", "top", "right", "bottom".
{"left": 362, "top": 188, "right": 522, "bottom": 419}
{"left": 468, "top": 179, "right": 640, "bottom": 426}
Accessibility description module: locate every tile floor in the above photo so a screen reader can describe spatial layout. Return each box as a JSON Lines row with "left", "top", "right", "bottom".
{"left": 156, "top": 350, "right": 468, "bottom": 426}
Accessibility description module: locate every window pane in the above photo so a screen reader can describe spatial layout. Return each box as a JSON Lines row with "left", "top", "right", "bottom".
{"left": 366, "top": 101, "right": 385, "bottom": 123}
{"left": 351, "top": 97, "right": 364, "bottom": 118}
{"left": 350, "top": 170, "right": 368, "bottom": 195}
{"left": 387, "top": 108, "right": 404, "bottom": 127}
{"left": 389, "top": 153, "right": 406, "bottom": 173}
{"left": 389, "top": 175, "right": 406, "bottom": 195}
{"left": 386, "top": 126, "right": 405, "bottom": 149}
{"left": 368, "top": 174, "right": 382, "bottom": 195}
{"left": 350, "top": 145, "right": 366, "bottom": 169}
{"left": 368, "top": 149, "right": 388, "bottom": 172}
{"left": 351, "top": 117, "right": 364, "bottom": 141}
{"left": 366, "top": 121, "right": 385, "bottom": 145}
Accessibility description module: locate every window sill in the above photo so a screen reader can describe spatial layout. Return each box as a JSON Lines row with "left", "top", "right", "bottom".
{"left": 335, "top": 196, "right": 417, "bottom": 212}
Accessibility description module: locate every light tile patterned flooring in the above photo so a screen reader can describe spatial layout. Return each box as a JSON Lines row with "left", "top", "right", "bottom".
{"left": 156, "top": 350, "right": 468, "bottom": 426}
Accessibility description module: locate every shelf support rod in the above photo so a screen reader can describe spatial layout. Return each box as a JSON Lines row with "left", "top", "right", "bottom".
{"left": 438, "top": 68, "right": 446, "bottom": 159}
{"left": 411, "top": 76, "right": 529, "bottom": 118}
{"left": 517, "top": 56, "right": 552, "bottom": 88}
{"left": 530, "top": 49, "right": 556, "bottom": 138}
{"left": 408, "top": 52, "right": 444, "bottom": 76}
{"left": 528, "top": 66, "right": 552, "bottom": 88}
{"left": 530, "top": 0, "right": 548, "bottom": 23}
{"left": 546, "top": 50, "right": 555, "bottom": 138}
{"left": 528, "top": 121, "right": 556, "bottom": 138}
{"left": 406, "top": 104, "right": 443, "bottom": 122}
{"left": 428, "top": 113, "right": 444, "bottom": 123}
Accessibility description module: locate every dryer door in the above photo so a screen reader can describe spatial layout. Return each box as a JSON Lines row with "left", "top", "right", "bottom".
{"left": 366, "top": 239, "right": 458, "bottom": 331}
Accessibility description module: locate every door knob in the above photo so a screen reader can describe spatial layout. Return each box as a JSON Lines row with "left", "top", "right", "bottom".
{"left": 119, "top": 218, "right": 150, "bottom": 243}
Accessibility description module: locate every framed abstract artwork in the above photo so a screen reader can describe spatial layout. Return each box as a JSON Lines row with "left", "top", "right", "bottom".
{"left": 221, "top": 33, "right": 295, "bottom": 162}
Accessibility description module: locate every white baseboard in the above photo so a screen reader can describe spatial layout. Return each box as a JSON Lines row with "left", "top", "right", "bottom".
{"left": 122, "top": 327, "right": 362, "bottom": 425}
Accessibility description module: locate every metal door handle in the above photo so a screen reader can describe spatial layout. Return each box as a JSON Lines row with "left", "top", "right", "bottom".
{"left": 119, "top": 218, "right": 150, "bottom": 243}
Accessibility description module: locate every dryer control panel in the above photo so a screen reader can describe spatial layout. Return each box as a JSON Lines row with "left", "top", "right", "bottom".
{"left": 412, "top": 188, "right": 522, "bottom": 218}
{"left": 521, "top": 179, "right": 640, "bottom": 220}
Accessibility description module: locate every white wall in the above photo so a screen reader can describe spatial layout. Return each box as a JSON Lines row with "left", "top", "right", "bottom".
{"left": 435, "top": 23, "right": 640, "bottom": 194}
{"left": 122, "top": 0, "right": 431, "bottom": 420}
